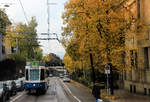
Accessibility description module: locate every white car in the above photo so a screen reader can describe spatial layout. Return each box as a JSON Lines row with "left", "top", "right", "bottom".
{"left": 0, "top": 82, "right": 4, "bottom": 101}
{"left": 49, "top": 74, "right": 53, "bottom": 77}
{"left": 63, "top": 77, "right": 70, "bottom": 82}
{"left": 59, "top": 74, "right": 63, "bottom": 78}
{"left": 15, "top": 79, "right": 24, "bottom": 91}
{"left": 98, "top": 99, "right": 103, "bottom": 102}
{"left": 6, "top": 80, "right": 17, "bottom": 96}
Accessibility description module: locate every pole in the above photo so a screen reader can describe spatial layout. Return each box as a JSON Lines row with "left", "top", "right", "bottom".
{"left": 109, "top": 63, "right": 114, "bottom": 95}
{"left": 90, "top": 53, "right": 96, "bottom": 84}
{"left": 106, "top": 73, "right": 109, "bottom": 95}
{"left": 16, "top": 38, "right": 18, "bottom": 52}
{"left": 0, "top": 34, "right": 2, "bottom": 61}
{"left": 47, "top": 0, "right": 50, "bottom": 38}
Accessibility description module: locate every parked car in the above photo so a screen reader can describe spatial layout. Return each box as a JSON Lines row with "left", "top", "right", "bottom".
{"left": 18, "top": 77, "right": 25, "bottom": 82}
{"left": 59, "top": 73, "right": 63, "bottom": 78}
{"left": 0, "top": 81, "right": 10, "bottom": 102}
{"left": 63, "top": 75, "right": 70, "bottom": 82}
{"left": 98, "top": 99, "right": 103, "bottom": 102}
{"left": 6, "top": 80, "right": 17, "bottom": 96}
{"left": 15, "top": 79, "right": 24, "bottom": 91}
{"left": 18, "top": 77, "right": 25, "bottom": 86}
{"left": 49, "top": 74, "right": 53, "bottom": 77}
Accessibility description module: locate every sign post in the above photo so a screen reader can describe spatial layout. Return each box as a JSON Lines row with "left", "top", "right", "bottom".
{"left": 104, "top": 64, "right": 110, "bottom": 95}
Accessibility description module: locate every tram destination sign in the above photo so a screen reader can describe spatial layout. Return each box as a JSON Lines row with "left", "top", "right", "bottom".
{"left": 31, "top": 62, "right": 39, "bottom": 68}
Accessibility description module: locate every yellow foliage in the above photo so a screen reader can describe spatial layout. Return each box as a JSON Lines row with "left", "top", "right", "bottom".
{"left": 62, "top": 0, "right": 141, "bottom": 73}
{"left": 42, "top": 54, "right": 51, "bottom": 62}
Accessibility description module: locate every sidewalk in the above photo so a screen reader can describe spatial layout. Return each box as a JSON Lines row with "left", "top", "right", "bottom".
{"left": 70, "top": 80, "right": 150, "bottom": 102}
{"left": 108, "top": 89, "right": 150, "bottom": 102}
{"left": 68, "top": 80, "right": 95, "bottom": 102}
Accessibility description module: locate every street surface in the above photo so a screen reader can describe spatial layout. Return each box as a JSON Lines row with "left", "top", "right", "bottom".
{"left": 8, "top": 77, "right": 94, "bottom": 102}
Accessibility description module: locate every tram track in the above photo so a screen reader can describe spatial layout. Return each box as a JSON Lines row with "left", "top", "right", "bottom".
{"left": 9, "top": 77, "right": 83, "bottom": 102}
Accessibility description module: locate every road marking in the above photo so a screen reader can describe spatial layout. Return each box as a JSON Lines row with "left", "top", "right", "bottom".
{"left": 60, "top": 79, "right": 82, "bottom": 102}
{"left": 10, "top": 93, "right": 24, "bottom": 102}
{"left": 73, "top": 95, "right": 82, "bottom": 102}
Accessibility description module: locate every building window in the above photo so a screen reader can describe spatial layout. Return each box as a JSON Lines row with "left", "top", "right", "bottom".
{"left": 130, "top": 85, "right": 132, "bottom": 93}
{"left": 130, "top": 50, "right": 134, "bottom": 66}
{"left": 124, "top": 71, "right": 126, "bottom": 80}
{"left": 144, "top": 47, "right": 149, "bottom": 69}
{"left": 144, "top": 88, "right": 147, "bottom": 95}
{"left": 130, "top": 50, "right": 138, "bottom": 68}
{"left": 135, "top": 52, "right": 138, "bottom": 68}
{"left": 137, "top": 0, "right": 140, "bottom": 19}
{"left": 2, "top": 45, "right": 5, "bottom": 54}
{"left": 133, "top": 85, "right": 136, "bottom": 93}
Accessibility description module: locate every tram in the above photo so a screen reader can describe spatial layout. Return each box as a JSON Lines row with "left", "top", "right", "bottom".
{"left": 25, "top": 61, "right": 49, "bottom": 94}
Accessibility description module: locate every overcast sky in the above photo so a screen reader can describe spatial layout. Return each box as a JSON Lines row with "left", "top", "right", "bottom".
{"left": 0, "top": 0, "right": 68, "bottom": 59}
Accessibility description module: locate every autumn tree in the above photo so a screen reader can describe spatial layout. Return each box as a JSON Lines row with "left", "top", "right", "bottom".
{"left": 5, "top": 17, "right": 43, "bottom": 61}
{"left": 43, "top": 53, "right": 62, "bottom": 66}
{"left": 62, "top": 0, "right": 140, "bottom": 74}
{"left": 0, "top": 9, "right": 11, "bottom": 36}
{"left": 42, "top": 54, "right": 51, "bottom": 62}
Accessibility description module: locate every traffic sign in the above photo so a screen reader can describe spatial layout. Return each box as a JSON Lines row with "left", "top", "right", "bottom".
{"left": 104, "top": 65, "right": 110, "bottom": 74}
{"left": 105, "top": 70, "right": 110, "bottom": 74}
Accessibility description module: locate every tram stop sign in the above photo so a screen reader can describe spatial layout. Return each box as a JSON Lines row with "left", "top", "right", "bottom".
{"left": 104, "top": 65, "right": 110, "bottom": 74}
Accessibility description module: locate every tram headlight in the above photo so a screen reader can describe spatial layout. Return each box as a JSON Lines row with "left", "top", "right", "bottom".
{"left": 33, "top": 84, "right": 35, "bottom": 86}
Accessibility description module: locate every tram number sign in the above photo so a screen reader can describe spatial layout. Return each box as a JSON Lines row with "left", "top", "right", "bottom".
{"left": 104, "top": 65, "right": 110, "bottom": 74}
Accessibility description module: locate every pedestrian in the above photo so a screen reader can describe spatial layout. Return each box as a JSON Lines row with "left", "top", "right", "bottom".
{"left": 92, "top": 82, "right": 101, "bottom": 102}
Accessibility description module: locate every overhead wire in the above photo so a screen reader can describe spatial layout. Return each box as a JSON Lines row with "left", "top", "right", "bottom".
{"left": 47, "top": 0, "right": 50, "bottom": 37}
{"left": 18, "top": 0, "right": 29, "bottom": 25}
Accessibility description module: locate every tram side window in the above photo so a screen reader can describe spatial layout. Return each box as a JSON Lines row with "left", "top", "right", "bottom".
{"left": 46, "top": 70, "right": 49, "bottom": 78}
{"left": 26, "top": 69, "right": 28, "bottom": 80}
{"left": 41, "top": 69, "right": 45, "bottom": 80}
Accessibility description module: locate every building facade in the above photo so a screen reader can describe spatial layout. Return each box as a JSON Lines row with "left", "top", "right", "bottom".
{"left": 123, "top": 0, "right": 150, "bottom": 96}
{"left": 0, "top": 34, "right": 14, "bottom": 61}
{"left": 0, "top": 34, "right": 2, "bottom": 61}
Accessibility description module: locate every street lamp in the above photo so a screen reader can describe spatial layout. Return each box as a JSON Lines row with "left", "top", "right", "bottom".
{"left": 4, "top": 5, "right": 9, "bottom": 7}
{"left": 0, "top": 2, "right": 14, "bottom": 6}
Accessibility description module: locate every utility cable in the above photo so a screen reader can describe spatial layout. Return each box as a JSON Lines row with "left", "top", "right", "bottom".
{"left": 18, "top": 0, "right": 29, "bottom": 25}
{"left": 47, "top": 0, "right": 50, "bottom": 39}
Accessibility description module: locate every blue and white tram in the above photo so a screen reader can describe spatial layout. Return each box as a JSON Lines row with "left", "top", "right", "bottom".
{"left": 25, "top": 62, "right": 49, "bottom": 94}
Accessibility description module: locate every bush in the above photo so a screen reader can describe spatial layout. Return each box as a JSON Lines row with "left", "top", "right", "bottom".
{"left": 78, "top": 77, "right": 89, "bottom": 86}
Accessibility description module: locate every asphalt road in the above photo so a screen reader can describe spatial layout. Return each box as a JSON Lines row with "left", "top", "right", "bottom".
{"left": 8, "top": 77, "right": 94, "bottom": 102}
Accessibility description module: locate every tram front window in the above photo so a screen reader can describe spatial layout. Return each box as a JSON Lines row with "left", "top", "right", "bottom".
{"left": 30, "top": 69, "right": 39, "bottom": 80}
